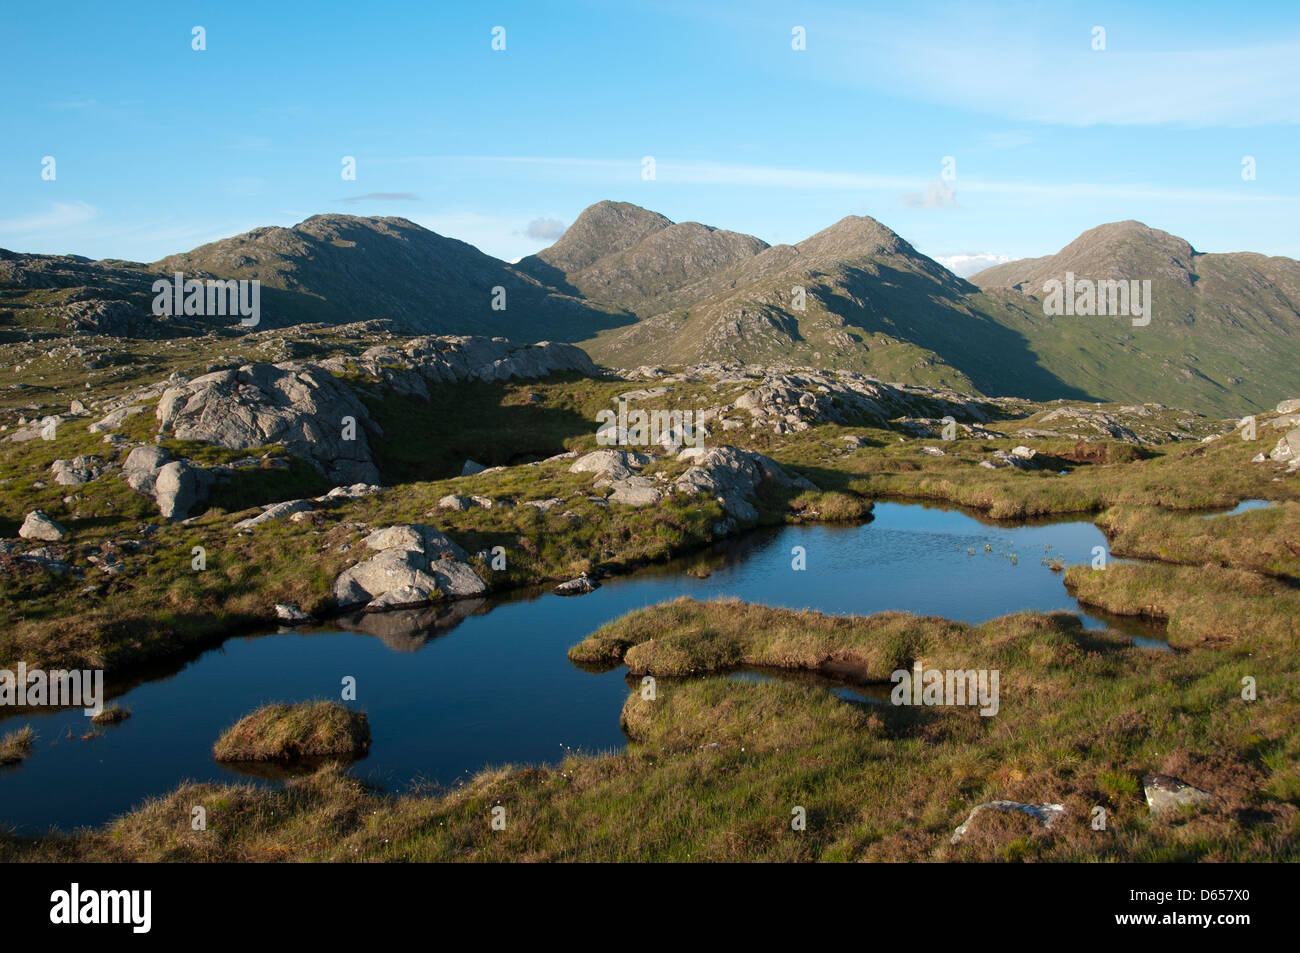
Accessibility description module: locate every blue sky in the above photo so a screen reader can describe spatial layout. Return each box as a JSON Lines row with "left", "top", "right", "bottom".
{"left": 2, "top": 0, "right": 1298, "bottom": 274}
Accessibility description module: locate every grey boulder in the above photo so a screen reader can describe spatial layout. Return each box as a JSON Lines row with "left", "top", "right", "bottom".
{"left": 19, "top": 510, "right": 68, "bottom": 541}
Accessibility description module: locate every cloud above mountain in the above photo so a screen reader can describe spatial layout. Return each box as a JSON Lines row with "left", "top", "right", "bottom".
{"left": 934, "top": 252, "right": 1011, "bottom": 277}
{"left": 525, "top": 217, "right": 567, "bottom": 240}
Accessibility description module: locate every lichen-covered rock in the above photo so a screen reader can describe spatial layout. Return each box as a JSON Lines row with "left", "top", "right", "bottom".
{"left": 671, "top": 446, "right": 815, "bottom": 524}
{"left": 153, "top": 460, "right": 212, "bottom": 520}
{"left": 274, "top": 603, "right": 313, "bottom": 625}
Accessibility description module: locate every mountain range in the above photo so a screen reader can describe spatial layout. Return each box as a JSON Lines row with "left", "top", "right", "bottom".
{"left": 3, "top": 201, "right": 1297, "bottom": 417}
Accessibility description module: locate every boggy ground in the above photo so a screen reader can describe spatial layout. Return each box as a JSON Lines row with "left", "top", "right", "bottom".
{"left": 3, "top": 352, "right": 1296, "bottom": 680}
{"left": 5, "top": 562, "right": 1296, "bottom": 861}
{"left": 1, "top": 328, "right": 1297, "bottom": 860}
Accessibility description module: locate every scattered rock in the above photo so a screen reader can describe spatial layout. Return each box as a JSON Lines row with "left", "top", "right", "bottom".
{"left": 555, "top": 573, "right": 600, "bottom": 595}
{"left": 19, "top": 510, "right": 67, "bottom": 541}
{"left": 1143, "top": 774, "right": 1212, "bottom": 815}
{"left": 569, "top": 449, "right": 656, "bottom": 481}
{"left": 88, "top": 405, "right": 144, "bottom": 434}
{"left": 274, "top": 603, "right": 313, "bottom": 625}
{"left": 438, "top": 493, "right": 474, "bottom": 511}
{"left": 234, "top": 499, "right": 314, "bottom": 531}
{"left": 51, "top": 455, "right": 105, "bottom": 486}
{"left": 316, "top": 483, "right": 385, "bottom": 502}
{"left": 153, "top": 460, "right": 212, "bottom": 520}
{"left": 950, "top": 801, "right": 1065, "bottom": 844}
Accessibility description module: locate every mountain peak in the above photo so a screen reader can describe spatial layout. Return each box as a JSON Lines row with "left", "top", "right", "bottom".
{"left": 534, "top": 201, "right": 674, "bottom": 274}
{"left": 796, "top": 214, "right": 910, "bottom": 261}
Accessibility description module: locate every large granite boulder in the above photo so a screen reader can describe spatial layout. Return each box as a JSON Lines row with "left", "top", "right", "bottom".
{"left": 155, "top": 362, "right": 381, "bottom": 486}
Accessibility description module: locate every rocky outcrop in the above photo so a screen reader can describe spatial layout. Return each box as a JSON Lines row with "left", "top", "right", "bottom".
{"left": 319, "top": 336, "right": 598, "bottom": 400}
{"left": 155, "top": 363, "right": 380, "bottom": 486}
{"left": 674, "top": 446, "right": 815, "bottom": 524}
{"left": 19, "top": 510, "right": 67, "bottom": 541}
{"left": 1269, "top": 428, "right": 1300, "bottom": 464}
{"left": 333, "top": 523, "right": 485, "bottom": 609}
{"left": 566, "top": 444, "right": 815, "bottom": 523}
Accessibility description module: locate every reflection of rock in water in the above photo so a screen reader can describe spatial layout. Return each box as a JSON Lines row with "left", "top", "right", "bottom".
{"left": 338, "top": 598, "right": 488, "bottom": 652}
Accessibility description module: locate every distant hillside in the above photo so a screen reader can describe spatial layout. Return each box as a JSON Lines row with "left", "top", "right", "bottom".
{"left": 1, "top": 215, "right": 627, "bottom": 343}
{"left": 573, "top": 210, "right": 1092, "bottom": 400}
{"left": 4, "top": 206, "right": 1298, "bottom": 416}
{"left": 970, "top": 221, "right": 1300, "bottom": 416}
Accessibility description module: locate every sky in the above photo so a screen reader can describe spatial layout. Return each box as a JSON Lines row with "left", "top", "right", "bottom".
{"left": 2, "top": 0, "right": 1298, "bottom": 275}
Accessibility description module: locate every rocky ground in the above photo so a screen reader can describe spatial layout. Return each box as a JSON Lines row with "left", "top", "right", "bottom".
{"left": 1, "top": 327, "right": 1298, "bottom": 861}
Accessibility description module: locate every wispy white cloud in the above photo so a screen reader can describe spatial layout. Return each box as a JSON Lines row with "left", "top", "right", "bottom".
{"left": 0, "top": 201, "right": 98, "bottom": 236}
{"left": 820, "top": 10, "right": 1300, "bottom": 127}
{"left": 340, "top": 192, "right": 420, "bottom": 204}
{"left": 524, "top": 217, "right": 566, "bottom": 240}
{"left": 935, "top": 252, "right": 1012, "bottom": 277}
{"left": 407, "top": 155, "right": 1300, "bottom": 206}
{"left": 901, "top": 180, "right": 959, "bottom": 209}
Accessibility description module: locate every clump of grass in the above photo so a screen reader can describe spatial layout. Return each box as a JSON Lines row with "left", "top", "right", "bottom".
{"left": 91, "top": 706, "right": 130, "bottom": 726}
{"left": 212, "top": 701, "right": 369, "bottom": 763}
{"left": 0, "top": 725, "right": 35, "bottom": 765}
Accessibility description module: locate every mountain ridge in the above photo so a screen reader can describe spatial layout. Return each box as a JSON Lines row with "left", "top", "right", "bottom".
{"left": 3, "top": 204, "right": 1298, "bottom": 416}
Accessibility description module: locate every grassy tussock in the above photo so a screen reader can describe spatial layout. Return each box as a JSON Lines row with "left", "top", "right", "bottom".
{"left": 0, "top": 725, "right": 35, "bottom": 766}
{"left": 212, "top": 702, "right": 369, "bottom": 763}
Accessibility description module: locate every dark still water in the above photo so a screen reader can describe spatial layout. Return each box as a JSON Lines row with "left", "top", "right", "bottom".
{"left": 0, "top": 502, "right": 1167, "bottom": 833}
